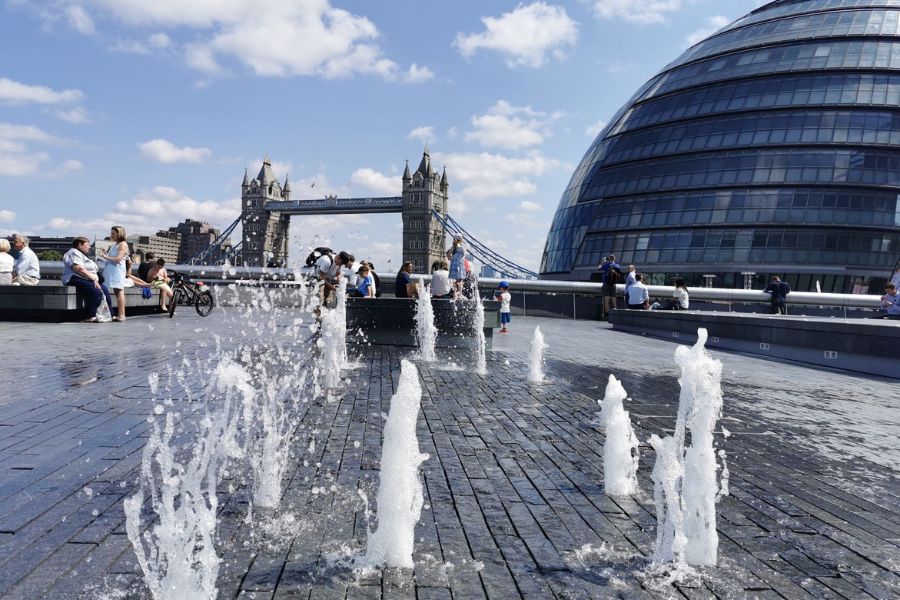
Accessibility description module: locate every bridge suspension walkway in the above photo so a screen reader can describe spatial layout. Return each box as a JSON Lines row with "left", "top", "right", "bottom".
{"left": 432, "top": 209, "right": 539, "bottom": 280}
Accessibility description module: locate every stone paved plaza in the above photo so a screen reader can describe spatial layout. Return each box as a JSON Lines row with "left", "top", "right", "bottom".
{"left": 0, "top": 308, "right": 898, "bottom": 599}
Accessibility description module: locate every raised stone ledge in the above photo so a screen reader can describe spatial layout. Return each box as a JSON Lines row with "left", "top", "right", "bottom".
{"left": 608, "top": 309, "right": 900, "bottom": 378}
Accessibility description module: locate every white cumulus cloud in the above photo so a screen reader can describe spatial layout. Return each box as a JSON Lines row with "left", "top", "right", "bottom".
{"left": 686, "top": 15, "right": 731, "bottom": 46}
{"left": 46, "top": 186, "right": 241, "bottom": 239}
{"left": 139, "top": 138, "right": 212, "bottom": 164}
{"left": 65, "top": 4, "right": 96, "bottom": 34}
{"left": 519, "top": 200, "right": 542, "bottom": 212}
{"left": 433, "top": 150, "right": 565, "bottom": 200}
{"left": 53, "top": 106, "right": 92, "bottom": 124}
{"left": 0, "top": 210, "right": 15, "bottom": 223}
{"left": 349, "top": 168, "right": 398, "bottom": 195}
{"left": 585, "top": 119, "right": 607, "bottom": 137}
{"left": 404, "top": 63, "right": 434, "bottom": 83}
{"left": 407, "top": 126, "right": 434, "bottom": 143}
{"left": 0, "top": 78, "right": 84, "bottom": 105}
{"left": 455, "top": 2, "right": 579, "bottom": 68}
{"left": 80, "top": 0, "right": 427, "bottom": 81}
{"left": 0, "top": 123, "right": 71, "bottom": 176}
{"left": 590, "top": 0, "right": 681, "bottom": 24}
{"left": 465, "top": 100, "right": 563, "bottom": 149}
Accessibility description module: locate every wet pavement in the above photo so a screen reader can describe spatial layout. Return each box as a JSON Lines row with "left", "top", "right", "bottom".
{"left": 0, "top": 308, "right": 898, "bottom": 599}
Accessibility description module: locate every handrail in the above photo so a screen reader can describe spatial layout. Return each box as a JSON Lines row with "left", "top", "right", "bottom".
{"left": 34, "top": 263, "right": 885, "bottom": 309}
{"left": 431, "top": 210, "right": 539, "bottom": 279}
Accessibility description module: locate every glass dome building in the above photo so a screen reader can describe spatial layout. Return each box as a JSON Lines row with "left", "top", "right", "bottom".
{"left": 541, "top": 0, "right": 900, "bottom": 292}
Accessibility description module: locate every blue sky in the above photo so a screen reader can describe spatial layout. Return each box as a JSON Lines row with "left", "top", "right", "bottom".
{"left": 0, "top": 0, "right": 764, "bottom": 272}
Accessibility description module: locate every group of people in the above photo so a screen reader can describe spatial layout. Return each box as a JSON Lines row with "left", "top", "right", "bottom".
{"left": 393, "top": 233, "right": 477, "bottom": 301}
{"left": 61, "top": 228, "right": 174, "bottom": 323}
{"left": 598, "top": 255, "right": 690, "bottom": 318}
{"left": 310, "top": 248, "right": 382, "bottom": 303}
{"left": 0, "top": 234, "right": 41, "bottom": 286}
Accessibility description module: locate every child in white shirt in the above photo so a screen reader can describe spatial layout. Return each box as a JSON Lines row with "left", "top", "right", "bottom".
{"left": 495, "top": 281, "right": 511, "bottom": 333}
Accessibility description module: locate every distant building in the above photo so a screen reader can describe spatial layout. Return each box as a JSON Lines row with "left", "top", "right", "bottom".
{"left": 26, "top": 236, "right": 75, "bottom": 256}
{"left": 480, "top": 265, "right": 501, "bottom": 279}
{"left": 241, "top": 157, "right": 290, "bottom": 267}
{"left": 167, "top": 219, "right": 229, "bottom": 264}
{"left": 542, "top": 0, "right": 900, "bottom": 293}
{"left": 128, "top": 233, "right": 181, "bottom": 264}
{"left": 402, "top": 146, "right": 448, "bottom": 273}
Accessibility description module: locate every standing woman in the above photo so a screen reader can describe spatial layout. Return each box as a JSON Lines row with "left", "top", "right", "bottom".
{"left": 100, "top": 225, "right": 129, "bottom": 322}
{"left": 447, "top": 233, "right": 466, "bottom": 298}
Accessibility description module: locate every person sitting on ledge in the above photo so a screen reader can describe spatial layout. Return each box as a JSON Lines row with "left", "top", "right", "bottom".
{"left": 146, "top": 258, "right": 174, "bottom": 311}
{"left": 430, "top": 260, "right": 452, "bottom": 299}
{"left": 652, "top": 278, "right": 689, "bottom": 310}
{"left": 11, "top": 234, "right": 40, "bottom": 286}
{"left": 62, "top": 237, "right": 113, "bottom": 323}
{"left": 137, "top": 251, "right": 155, "bottom": 282}
{"left": 348, "top": 264, "right": 376, "bottom": 298}
{"left": 0, "top": 239, "right": 13, "bottom": 285}
{"left": 394, "top": 261, "right": 415, "bottom": 298}
{"left": 626, "top": 273, "right": 650, "bottom": 309}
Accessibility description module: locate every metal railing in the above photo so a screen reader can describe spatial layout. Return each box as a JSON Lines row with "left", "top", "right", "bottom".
{"left": 36, "top": 262, "right": 885, "bottom": 311}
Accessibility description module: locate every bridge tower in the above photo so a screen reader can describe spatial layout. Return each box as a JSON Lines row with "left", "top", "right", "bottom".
{"left": 241, "top": 156, "right": 290, "bottom": 267}
{"left": 402, "top": 145, "right": 448, "bottom": 273}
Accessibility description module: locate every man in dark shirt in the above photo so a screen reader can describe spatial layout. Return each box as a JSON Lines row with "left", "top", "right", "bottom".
{"left": 764, "top": 276, "right": 790, "bottom": 314}
{"left": 394, "top": 261, "right": 415, "bottom": 297}
{"left": 137, "top": 252, "right": 155, "bottom": 282}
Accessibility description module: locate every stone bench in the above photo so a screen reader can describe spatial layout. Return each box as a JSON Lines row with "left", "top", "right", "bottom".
{"left": 0, "top": 283, "right": 165, "bottom": 322}
{"left": 608, "top": 308, "right": 900, "bottom": 378}
{"left": 345, "top": 297, "right": 501, "bottom": 348}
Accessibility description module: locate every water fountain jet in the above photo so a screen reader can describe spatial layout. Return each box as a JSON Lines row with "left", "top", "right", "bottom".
{"left": 364, "top": 360, "right": 429, "bottom": 568}
{"left": 527, "top": 326, "right": 547, "bottom": 383}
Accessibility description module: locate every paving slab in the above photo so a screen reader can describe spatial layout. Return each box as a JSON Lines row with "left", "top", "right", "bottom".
{"left": 0, "top": 310, "right": 897, "bottom": 599}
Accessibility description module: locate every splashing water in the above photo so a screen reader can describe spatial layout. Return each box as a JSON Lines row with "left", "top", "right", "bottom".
{"left": 318, "top": 279, "right": 348, "bottom": 389}
{"left": 124, "top": 360, "right": 250, "bottom": 600}
{"left": 674, "top": 328, "right": 725, "bottom": 566}
{"left": 415, "top": 279, "right": 437, "bottom": 362}
{"left": 473, "top": 290, "right": 487, "bottom": 375}
{"left": 527, "top": 326, "right": 547, "bottom": 383}
{"left": 364, "top": 360, "right": 430, "bottom": 568}
{"left": 599, "top": 375, "right": 639, "bottom": 495}
{"left": 650, "top": 328, "right": 726, "bottom": 567}
{"left": 650, "top": 434, "right": 686, "bottom": 565}
{"left": 148, "top": 372, "right": 159, "bottom": 396}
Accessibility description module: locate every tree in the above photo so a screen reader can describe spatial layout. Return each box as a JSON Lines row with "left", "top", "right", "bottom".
{"left": 37, "top": 250, "right": 63, "bottom": 261}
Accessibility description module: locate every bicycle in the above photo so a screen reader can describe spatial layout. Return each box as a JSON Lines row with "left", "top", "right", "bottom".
{"left": 167, "top": 270, "right": 215, "bottom": 318}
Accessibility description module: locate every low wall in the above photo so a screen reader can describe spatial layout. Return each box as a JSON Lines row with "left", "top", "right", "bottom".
{"left": 0, "top": 283, "right": 163, "bottom": 322}
{"left": 346, "top": 297, "right": 500, "bottom": 348}
{"left": 608, "top": 309, "right": 900, "bottom": 378}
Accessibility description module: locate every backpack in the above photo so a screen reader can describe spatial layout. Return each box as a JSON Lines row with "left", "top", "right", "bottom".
{"left": 304, "top": 247, "right": 333, "bottom": 268}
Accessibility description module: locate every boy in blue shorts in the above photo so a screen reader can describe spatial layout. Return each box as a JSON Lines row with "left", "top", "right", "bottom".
{"left": 495, "top": 280, "right": 511, "bottom": 333}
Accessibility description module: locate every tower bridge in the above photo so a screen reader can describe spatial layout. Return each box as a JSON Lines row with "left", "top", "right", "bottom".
{"left": 238, "top": 147, "right": 447, "bottom": 273}
{"left": 194, "top": 145, "right": 537, "bottom": 278}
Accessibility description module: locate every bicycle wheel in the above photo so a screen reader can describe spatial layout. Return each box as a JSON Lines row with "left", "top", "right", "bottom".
{"left": 169, "top": 289, "right": 180, "bottom": 318}
{"left": 195, "top": 291, "right": 214, "bottom": 317}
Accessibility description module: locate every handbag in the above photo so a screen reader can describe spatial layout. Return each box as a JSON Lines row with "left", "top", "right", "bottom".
{"left": 141, "top": 287, "right": 152, "bottom": 299}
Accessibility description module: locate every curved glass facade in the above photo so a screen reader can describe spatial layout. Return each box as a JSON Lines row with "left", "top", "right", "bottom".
{"left": 542, "top": 0, "right": 900, "bottom": 292}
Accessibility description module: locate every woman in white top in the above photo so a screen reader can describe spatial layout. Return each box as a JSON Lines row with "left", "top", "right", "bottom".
{"left": 0, "top": 239, "right": 13, "bottom": 285}
{"left": 430, "top": 260, "right": 452, "bottom": 298}
{"left": 670, "top": 278, "right": 690, "bottom": 309}
{"left": 63, "top": 237, "right": 114, "bottom": 322}
{"left": 99, "top": 225, "right": 129, "bottom": 322}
